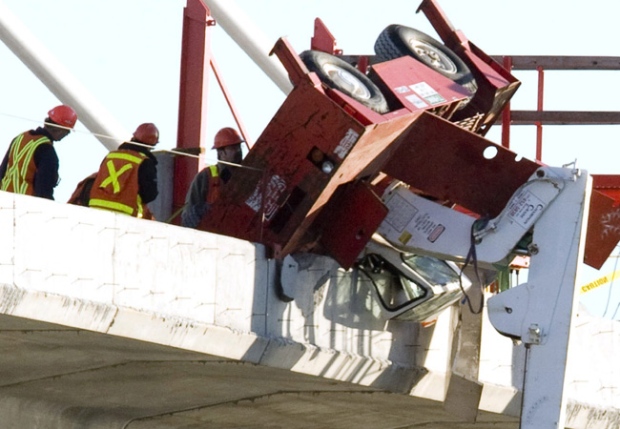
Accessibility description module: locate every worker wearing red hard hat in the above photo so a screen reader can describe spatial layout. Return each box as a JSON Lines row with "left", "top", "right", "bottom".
{"left": 88, "top": 123, "right": 160, "bottom": 218}
{"left": 0, "top": 104, "right": 78, "bottom": 200}
{"left": 181, "top": 127, "right": 244, "bottom": 228}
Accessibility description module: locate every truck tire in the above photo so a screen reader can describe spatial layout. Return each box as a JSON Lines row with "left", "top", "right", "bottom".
{"left": 300, "top": 50, "right": 389, "bottom": 114}
{"left": 374, "top": 25, "right": 477, "bottom": 95}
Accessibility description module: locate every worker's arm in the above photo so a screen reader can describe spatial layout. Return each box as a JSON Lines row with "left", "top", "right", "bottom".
{"left": 181, "top": 168, "right": 210, "bottom": 228}
{"left": 137, "top": 157, "right": 159, "bottom": 204}
{"left": 0, "top": 136, "right": 15, "bottom": 181}
{"left": 0, "top": 148, "right": 8, "bottom": 181}
{"left": 32, "top": 143, "right": 59, "bottom": 200}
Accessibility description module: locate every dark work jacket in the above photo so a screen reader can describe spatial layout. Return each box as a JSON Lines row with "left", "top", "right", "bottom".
{"left": 117, "top": 142, "right": 159, "bottom": 204}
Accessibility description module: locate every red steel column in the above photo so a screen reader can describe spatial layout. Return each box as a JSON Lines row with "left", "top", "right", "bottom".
{"left": 173, "top": 0, "right": 215, "bottom": 221}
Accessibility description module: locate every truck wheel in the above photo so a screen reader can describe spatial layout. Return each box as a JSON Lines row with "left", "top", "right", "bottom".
{"left": 374, "top": 25, "right": 477, "bottom": 95}
{"left": 300, "top": 50, "right": 389, "bottom": 114}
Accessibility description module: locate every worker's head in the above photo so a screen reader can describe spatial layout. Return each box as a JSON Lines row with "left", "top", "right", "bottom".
{"left": 45, "top": 104, "right": 77, "bottom": 141}
{"left": 132, "top": 123, "right": 159, "bottom": 146}
{"left": 213, "top": 127, "right": 243, "bottom": 164}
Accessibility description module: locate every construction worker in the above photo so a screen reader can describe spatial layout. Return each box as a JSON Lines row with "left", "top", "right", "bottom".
{"left": 67, "top": 172, "right": 97, "bottom": 207}
{"left": 181, "top": 127, "right": 244, "bottom": 228}
{"left": 0, "top": 104, "right": 78, "bottom": 200}
{"left": 88, "top": 123, "right": 159, "bottom": 218}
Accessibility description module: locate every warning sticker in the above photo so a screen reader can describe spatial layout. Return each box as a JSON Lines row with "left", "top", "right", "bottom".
{"left": 245, "top": 174, "right": 287, "bottom": 220}
{"left": 334, "top": 128, "right": 360, "bottom": 159}
{"left": 405, "top": 93, "right": 428, "bottom": 109}
{"left": 409, "top": 82, "right": 446, "bottom": 105}
{"left": 428, "top": 224, "right": 445, "bottom": 243}
{"left": 384, "top": 193, "right": 418, "bottom": 232}
{"left": 398, "top": 231, "right": 412, "bottom": 245}
{"left": 412, "top": 212, "right": 441, "bottom": 238}
{"left": 507, "top": 189, "right": 545, "bottom": 230}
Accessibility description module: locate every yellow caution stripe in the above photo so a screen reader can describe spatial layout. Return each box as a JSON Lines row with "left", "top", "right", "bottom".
{"left": 580, "top": 270, "right": 620, "bottom": 294}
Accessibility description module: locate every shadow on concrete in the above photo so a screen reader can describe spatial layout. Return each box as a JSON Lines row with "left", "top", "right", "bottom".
{"left": 250, "top": 251, "right": 434, "bottom": 395}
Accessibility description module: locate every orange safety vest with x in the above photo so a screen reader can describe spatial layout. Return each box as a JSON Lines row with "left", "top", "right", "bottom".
{"left": 88, "top": 149, "right": 147, "bottom": 217}
{"left": 0, "top": 132, "right": 52, "bottom": 196}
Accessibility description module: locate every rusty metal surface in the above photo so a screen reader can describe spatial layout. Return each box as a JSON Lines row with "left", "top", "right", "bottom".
{"left": 315, "top": 181, "right": 389, "bottom": 268}
{"left": 198, "top": 44, "right": 473, "bottom": 261}
{"left": 200, "top": 82, "right": 417, "bottom": 258}
{"left": 584, "top": 175, "right": 620, "bottom": 268}
{"left": 201, "top": 82, "right": 363, "bottom": 244}
{"left": 371, "top": 55, "right": 470, "bottom": 117}
{"left": 310, "top": 17, "right": 339, "bottom": 54}
{"left": 195, "top": 17, "right": 620, "bottom": 270}
{"left": 491, "top": 55, "right": 620, "bottom": 70}
{"left": 173, "top": 0, "right": 214, "bottom": 220}
{"left": 585, "top": 190, "right": 620, "bottom": 269}
{"left": 593, "top": 174, "right": 620, "bottom": 199}
{"left": 451, "top": 42, "right": 520, "bottom": 135}
{"left": 382, "top": 112, "right": 540, "bottom": 218}
{"left": 511, "top": 110, "right": 620, "bottom": 125}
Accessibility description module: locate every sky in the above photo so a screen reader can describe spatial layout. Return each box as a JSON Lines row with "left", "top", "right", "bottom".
{"left": 0, "top": 0, "right": 619, "bottom": 318}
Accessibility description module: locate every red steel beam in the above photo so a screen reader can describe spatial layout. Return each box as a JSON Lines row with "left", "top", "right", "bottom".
{"left": 173, "top": 0, "right": 215, "bottom": 223}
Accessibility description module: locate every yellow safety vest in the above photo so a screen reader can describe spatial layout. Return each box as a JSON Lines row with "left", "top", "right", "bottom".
{"left": 0, "top": 133, "right": 52, "bottom": 196}
{"left": 206, "top": 165, "right": 221, "bottom": 204}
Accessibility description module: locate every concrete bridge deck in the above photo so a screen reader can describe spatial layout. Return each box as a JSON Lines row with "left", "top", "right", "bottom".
{"left": 0, "top": 191, "right": 618, "bottom": 428}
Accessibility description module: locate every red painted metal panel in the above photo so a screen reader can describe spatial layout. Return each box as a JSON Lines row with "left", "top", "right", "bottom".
{"left": 199, "top": 82, "right": 367, "bottom": 245}
{"left": 585, "top": 190, "right": 620, "bottom": 269}
{"left": 371, "top": 56, "right": 471, "bottom": 117}
{"left": 199, "top": 80, "right": 421, "bottom": 260}
{"left": 310, "top": 18, "right": 341, "bottom": 55}
{"left": 450, "top": 42, "right": 521, "bottom": 135}
{"left": 417, "top": 0, "right": 521, "bottom": 135}
{"left": 592, "top": 174, "right": 620, "bottom": 202}
{"left": 382, "top": 112, "right": 540, "bottom": 218}
{"left": 178, "top": 12, "right": 620, "bottom": 270}
{"left": 586, "top": 174, "right": 620, "bottom": 268}
{"left": 317, "top": 181, "right": 389, "bottom": 269}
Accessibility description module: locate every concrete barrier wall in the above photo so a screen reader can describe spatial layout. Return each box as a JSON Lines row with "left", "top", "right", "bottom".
{"left": 0, "top": 191, "right": 444, "bottom": 395}
{"left": 1, "top": 190, "right": 619, "bottom": 425}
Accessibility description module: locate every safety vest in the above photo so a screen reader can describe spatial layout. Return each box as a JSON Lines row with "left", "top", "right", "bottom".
{"left": 0, "top": 132, "right": 52, "bottom": 196}
{"left": 206, "top": 164, "right": 221, "bottom": 204}
{"left": 88, "top": 149, "right": 148, "bottom": 217}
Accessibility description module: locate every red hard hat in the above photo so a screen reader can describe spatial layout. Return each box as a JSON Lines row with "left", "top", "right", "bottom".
{"left": 132, "top": 123, "right": 159, "bottom": 145}
{"left": 48, "top": 105, "right": 77, "bottom": 128}
{"left": 213, "top": 127, "right": 243, "bottom": 149}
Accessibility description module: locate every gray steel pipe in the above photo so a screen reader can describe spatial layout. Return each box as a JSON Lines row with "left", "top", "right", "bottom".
{"left": 203, "top": 0, "right": 293, "bottom": 95}
{"left": 0, "top": 1, "right": 128, "bottom": 150}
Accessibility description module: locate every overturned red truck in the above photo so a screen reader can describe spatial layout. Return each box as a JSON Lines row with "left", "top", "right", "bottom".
{"left": 189, "top": 0, "right": 620, "bottom": 272}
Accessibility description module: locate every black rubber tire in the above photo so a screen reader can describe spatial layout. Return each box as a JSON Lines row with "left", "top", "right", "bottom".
{"left": 299, "top": 50, "right": 389, "bottom": 114}
{"left": 374, "top": 25, "right": 477, "bottom": 94}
